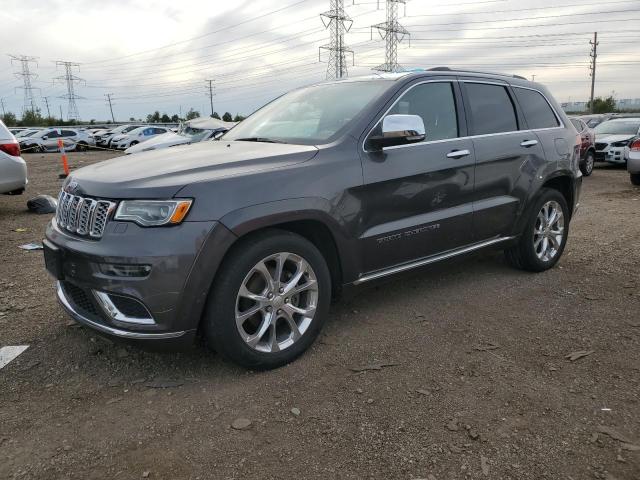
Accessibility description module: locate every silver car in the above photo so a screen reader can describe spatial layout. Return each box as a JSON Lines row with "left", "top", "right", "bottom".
{"left": 593, "top": 118, "right": 640, "bottom": 165}
{"left": 0, "top": 120, "right": 28, "bottom": 195}
{"left": 625, "top": 138, "right": 640, "bottom": 185}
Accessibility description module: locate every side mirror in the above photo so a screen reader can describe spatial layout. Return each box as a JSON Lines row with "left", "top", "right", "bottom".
{"left": 368, "top": 114, "right": 426, "bottom": 150}
{"left": 42, "top": 136, "right": 48, "bottom": 140}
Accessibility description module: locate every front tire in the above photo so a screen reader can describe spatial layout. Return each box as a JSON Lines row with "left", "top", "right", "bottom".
{"left": 203, "top": 229, "right": 331, "bottom": 370}
{"left": 580, "top": 151, "right": 595, "bottom": 176}
{"left": 505, "top": 188, "right": 569, "bottom": 272}
{"left": 631, "top": 173, "right": 640, "bottom": 186}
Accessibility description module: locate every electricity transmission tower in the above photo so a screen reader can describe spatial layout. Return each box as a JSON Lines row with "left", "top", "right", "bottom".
{"left": 319, "top": 0, "right": 354, "bottom": 79}
{"left": 371, "top": 0, "right": 410, "bottom": 73}
{"left": 205, "top": 79, "right": 215, "bottom": 117}
{"left": 589, "top": 32, "right": 598, "bottom": 114}
{"left": 54, "top": 61, "right": 85, "bottom": 121}
{"left": 9, "top": 54, "right": 40, "bottom": 115}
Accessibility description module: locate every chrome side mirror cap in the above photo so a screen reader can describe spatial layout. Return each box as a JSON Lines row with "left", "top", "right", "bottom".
{"left": 368, "top": 114, "right": 426, "bottom": 150}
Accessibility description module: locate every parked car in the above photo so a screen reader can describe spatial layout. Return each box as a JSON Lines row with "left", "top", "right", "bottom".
{"left": 15, "top": 128, "right": 42, "bottom": 138}
{"left": 577, "top": 114, "right": 618, "bottom": 129}
{"left": 569, "top": 117, "right": 596, "bottom": 176}
{"left": 8, "top": 127, "right": 28, "bottom": 136}
{"left": 625, "top": 138, "right": 640, "bottom": 185}
{"left": 111, "top": 126, "right": 169, "bottom": 150}
{"left": 124, "top": 117, "right": 234, "bottom": 154}
{"left": 95, "top": 125, "right": 143, "bottom": 148}
{"left": 44, "top": 69, "right": 581, "bottom": 369}
{"left": 593, "top": 118, "right": 640, "bottom": 164}
{"left": 0, "top": 120, "right": 27, "bottom": 195}
{"left": 18, "top": 128, "right": 95, "bottom": 153}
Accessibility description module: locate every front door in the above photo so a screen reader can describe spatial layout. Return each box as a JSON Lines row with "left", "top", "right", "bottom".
{"left": 358, "top": 80, "right": 476, "bottom": 274}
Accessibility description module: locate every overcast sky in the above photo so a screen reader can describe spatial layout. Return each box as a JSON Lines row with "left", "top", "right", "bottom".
{"left": 1, "top": 0, "right": 638, "bottom": 121}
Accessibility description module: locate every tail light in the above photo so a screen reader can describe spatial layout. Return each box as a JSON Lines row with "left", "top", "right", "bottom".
{"left": 630, "top": 139, "right": 640, "bottom": 152}
{"left": 0, "top": 141, "right": 21, "bottom": 157}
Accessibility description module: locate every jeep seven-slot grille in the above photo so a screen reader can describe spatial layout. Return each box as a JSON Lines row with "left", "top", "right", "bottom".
{"left": 56, "top": 191, "right": 116, "bottom": 239}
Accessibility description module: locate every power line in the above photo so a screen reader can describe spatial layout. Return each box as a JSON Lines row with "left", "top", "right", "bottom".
{"left": 320, "top": 0, "right": 354, "bottom": 79}
{"left": 54, "top": 61, "right": 85, "bottom": 121}
{"left": 372, "top": 0, "right": 410, "bottom": 72}
{"left": 8, "top": 54, "right": 39, "bottom": 115}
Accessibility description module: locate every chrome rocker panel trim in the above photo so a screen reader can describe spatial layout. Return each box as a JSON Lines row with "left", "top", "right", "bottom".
{"left": 354, "top": 236, "right": 515, "bottom": 285}
{"left": 56, "top": 281, "right": 186, "bottom": 340}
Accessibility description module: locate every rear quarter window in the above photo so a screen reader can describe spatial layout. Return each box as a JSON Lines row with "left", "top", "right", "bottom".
{"left": 514, "top": 87, "right": 560, "bottom": 130}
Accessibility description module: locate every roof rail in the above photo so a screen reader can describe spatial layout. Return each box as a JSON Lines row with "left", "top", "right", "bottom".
{"left": 427, "top": 66, "right": 528, "bottom": 81}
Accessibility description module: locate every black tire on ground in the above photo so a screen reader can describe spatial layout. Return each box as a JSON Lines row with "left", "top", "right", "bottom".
{"left": 580, "top": 151, "right": 595, "bottom": 176}
{"left": 631, "top": 173, "right": 640, "bottom": 186}
{"left": 129, "top": 141, "right": 138, "bottom": 147}
{"left": 75, "top": 142, "right": 87, "bottom": 152}
{"left": 504, "top": 188, "right": 570, "bottom": 272}
{"left": 202, "top": 229, "right": 332, "bottom": 370}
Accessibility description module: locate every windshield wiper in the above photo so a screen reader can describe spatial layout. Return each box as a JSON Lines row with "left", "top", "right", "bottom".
{"left": 234, "top": 137, "right": 288, "bottom": 144}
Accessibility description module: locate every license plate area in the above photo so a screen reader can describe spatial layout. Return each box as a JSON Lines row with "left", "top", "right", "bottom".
{"left": 43, "top": 240, "right": 64, "bottom": 280}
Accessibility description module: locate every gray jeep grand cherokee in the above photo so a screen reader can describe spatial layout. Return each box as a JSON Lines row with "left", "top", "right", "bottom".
{"left": 44, "top": 69, "right": 582, "bottom": 369}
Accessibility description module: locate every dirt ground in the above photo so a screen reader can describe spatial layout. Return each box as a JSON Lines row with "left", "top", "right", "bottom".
{"left": 1, "top": 151, "right": 639, "bottom": 480}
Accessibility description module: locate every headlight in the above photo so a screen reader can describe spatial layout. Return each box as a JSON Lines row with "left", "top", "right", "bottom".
{"left": 612, "top": 140, "right": 630, "bottom": 147}
{"left": 114, "top": 199, "right": 192, "bottom": 227}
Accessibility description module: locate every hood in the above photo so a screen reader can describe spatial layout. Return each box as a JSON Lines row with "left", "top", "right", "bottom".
{"left": 67, "top": 140, "right": 319, "bottom": 199}
{"left": 125, "top": 132, "right": 188, "bottom": 154}
{"left": 596, "top": 134, "right": 636, "bottom": 144}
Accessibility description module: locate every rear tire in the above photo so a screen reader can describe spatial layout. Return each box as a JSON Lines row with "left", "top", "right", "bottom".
{"left": 202, "top": 229, "right": 331, "bottom": 370}
{"left": 580, "top": 151, "right": 595, "bottom": 176}
{"left": 631, "top": 173, "right": 640, "bottom": 186}
{"left": 75, "top": 142, "right": 87, "bottom": 152}
{"left": 505, "top": 188, "right": 569, "bottom": 272}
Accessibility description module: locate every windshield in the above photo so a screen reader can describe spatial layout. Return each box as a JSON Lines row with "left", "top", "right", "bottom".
{"left": 178, "top": 125, "right": 211, "bottom": 142}
{"left": 18, "top": 130, "right": 37, "bottom": 137}
{"left": 223, "top": 80, "right": 391, "bottom": 145}
{"left": 123, "top": 125, "right": 141, "bottom": 133}
{"left": 594, "top": 121, "right": 640, "bottom": 135}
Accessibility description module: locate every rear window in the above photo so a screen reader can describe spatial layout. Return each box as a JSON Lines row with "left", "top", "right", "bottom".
{"left": 514, "top": 87, "right": 560, "bottom": 130}
{"left": 570, "top": 119, "right": 584, "bottom": 132}
{"left": 465, "top": 83, "right": 518, "bottom": 135}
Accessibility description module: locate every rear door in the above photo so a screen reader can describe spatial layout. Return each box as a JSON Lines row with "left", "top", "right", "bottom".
{"left": 460, "top": 80, "right": 547, "bottom": 241}
{"left": 358, "top": 79, "right": 476, "bottom": 273}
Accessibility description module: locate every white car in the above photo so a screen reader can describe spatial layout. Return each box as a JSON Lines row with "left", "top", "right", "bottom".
{"left": 0, "top": 119, "right": 27, "bottom": 195}
{"left": 15, "top": 128, "right": 42, "bottom": 138}
{"left": 94, "top": 125, "right": 142, "bottom": 148}
{"left": 124, "top": 117, "right": 234, "bottom": 154}
{"left": 17, "top": 127, "right": 95, "bottom": 153}
{"left": 111, "top": 126, "right": 169, "bottom": 150}
{"left": 594, "top": 118, "right": 640, "bottom": 165}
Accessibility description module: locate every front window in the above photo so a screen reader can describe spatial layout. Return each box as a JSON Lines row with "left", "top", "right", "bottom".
{"left": 179, "top": 125, "right": 211, "bottom": 142}
{"left": 223, "top": 80, "right": 391, "bottom": 145}
{"left": 595, "top": 121, "right": 640, "bottom": 135}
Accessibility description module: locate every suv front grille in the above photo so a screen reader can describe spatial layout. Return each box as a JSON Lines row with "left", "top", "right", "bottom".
{"left": 61, "top": 282, "right": 100, "bottom": 317}
{"left": 56, "top": 191, "right": 116, "bottom": 239}
{"left": 595, "top": 142, "right": 608, "bottom": 151}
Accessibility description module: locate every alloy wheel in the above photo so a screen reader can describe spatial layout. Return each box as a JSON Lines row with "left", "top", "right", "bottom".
{"left": 235, "top": 252, "right": 318, "bottom": 353}
{"left": 533, "top": 200, "right": 565, "bottom": 262}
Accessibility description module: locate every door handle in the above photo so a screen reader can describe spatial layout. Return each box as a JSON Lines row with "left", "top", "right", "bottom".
{"left": 520, "top": 139, "right": 539, "bottom": 148}
{"left": 446, "top": 149, "right": 471, "bottom": 159}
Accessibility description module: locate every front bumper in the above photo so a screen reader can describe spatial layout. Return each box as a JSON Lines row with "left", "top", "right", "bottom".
{"left": 628, "top": 152, "right": 640, "bottom": 174}
{"left": 45, "top": 218, "right": 237, "bottom": 346}
{"left": 596, "top": 146, "right": 626, "bottom": 164}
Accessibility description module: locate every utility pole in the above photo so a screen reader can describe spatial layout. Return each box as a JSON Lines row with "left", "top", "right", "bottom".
{"left": 0, "top": 98, "right": 5, "bottom": 117}
{"left": 205, "top": 79, "right": 215, "bottom": 117}
{"left": 320, "top": 0, "right": 354, "bottom": 79}
{"left": 59, "top": 105, "right": 64, "bottom": 122}
{"left": 589, "top": 32, "right": 598, "bottom": 114}
{"left": 371, "top": 0, "right": 410, "bottom": 73}
{"left": 43, "top": 96, "right": 52, "bottom": 118}
{"left": 8, "top": 54, "right": 40, "bottom": 115}
{"left": 54, "top": 61, "right": 85, "bottom": 121}
{"left": 105, "top": 93, "right": 115, "bottom": 122}
{"left": 531, "top": 74, "right": 536, "bottom": 82}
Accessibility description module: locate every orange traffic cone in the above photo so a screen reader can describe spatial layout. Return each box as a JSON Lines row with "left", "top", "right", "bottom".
{"left": 58, "top": 139, "right": 70, "bottom": 179}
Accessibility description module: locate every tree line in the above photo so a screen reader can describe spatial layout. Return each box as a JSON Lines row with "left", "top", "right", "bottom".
{"left": 0, "top": 108, "right": 246, "bottom": 128}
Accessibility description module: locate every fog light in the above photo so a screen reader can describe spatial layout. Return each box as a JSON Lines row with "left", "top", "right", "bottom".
{"left": 99, "top": 263, "right": 151, "bottom": 278}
